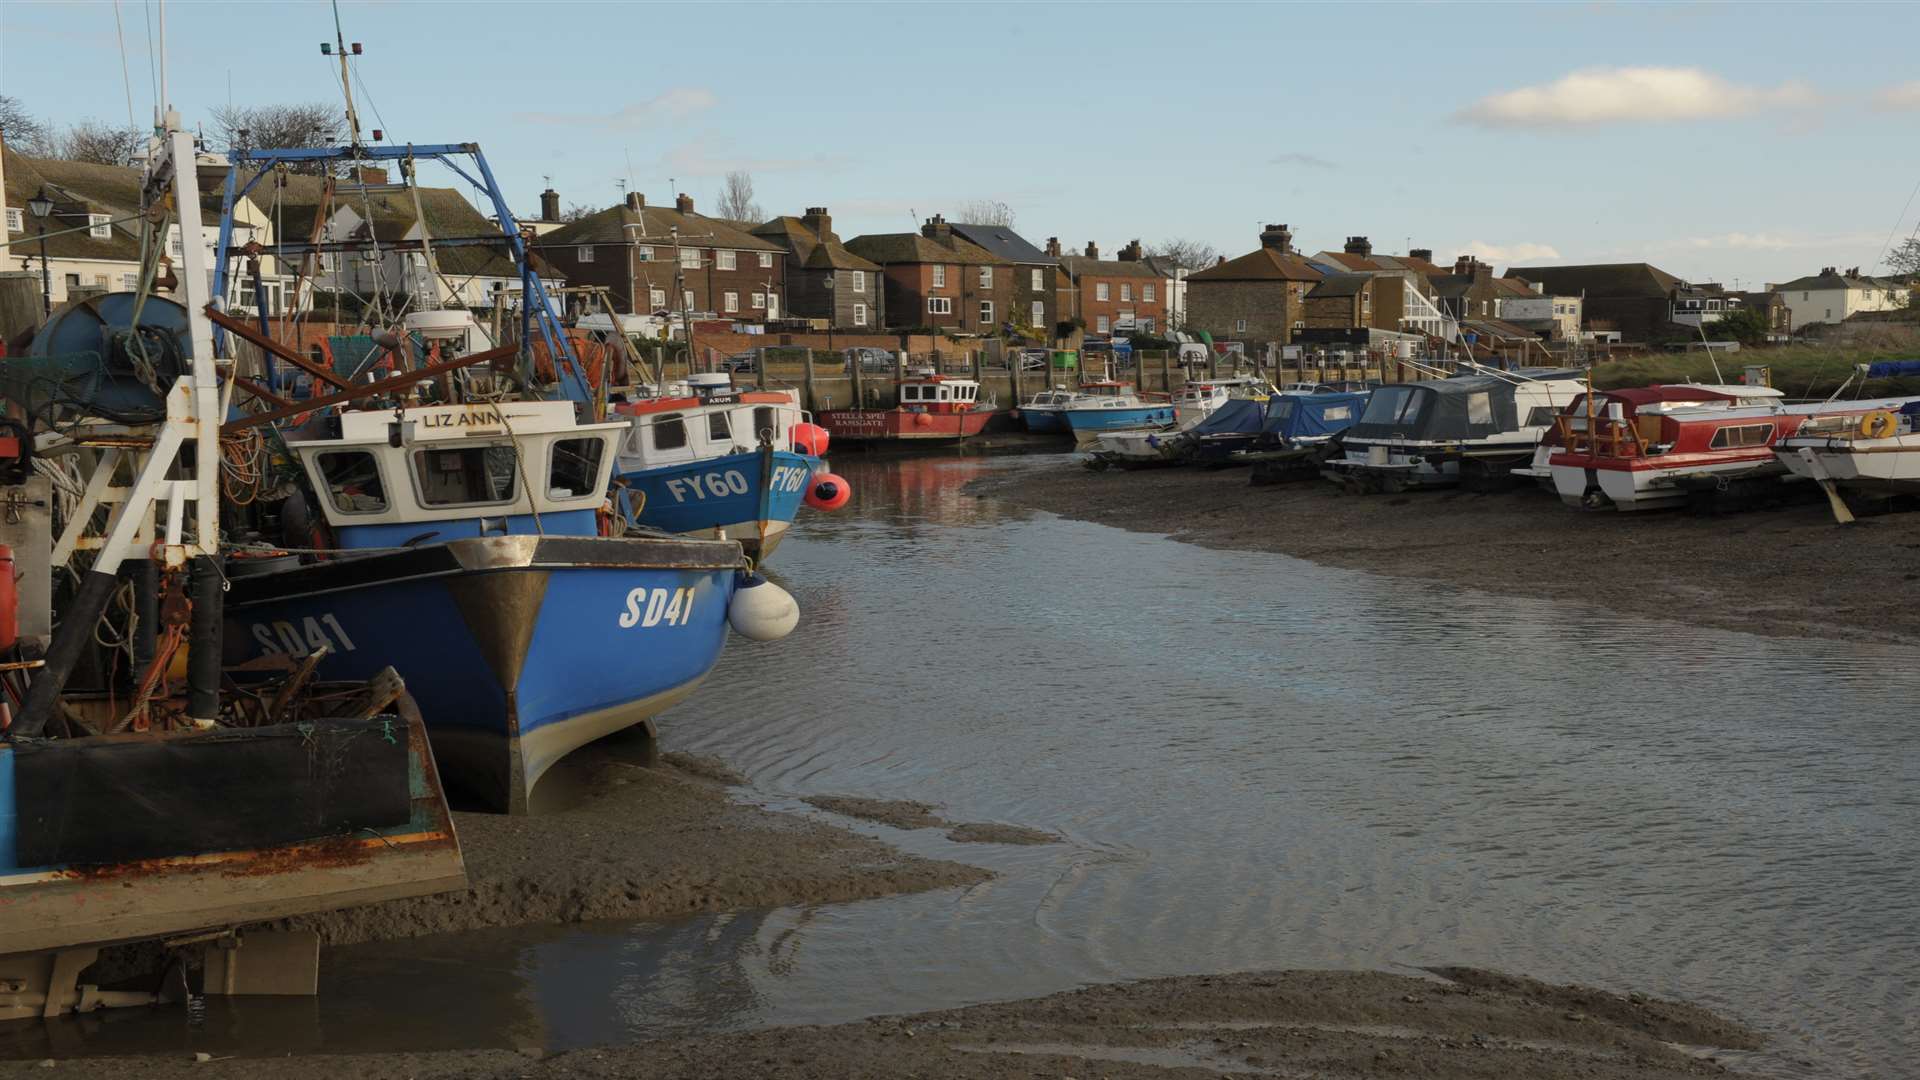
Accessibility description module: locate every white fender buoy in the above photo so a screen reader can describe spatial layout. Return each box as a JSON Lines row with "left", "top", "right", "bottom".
{"left": 728, "top": 573, "right": 798, "bottom": 641}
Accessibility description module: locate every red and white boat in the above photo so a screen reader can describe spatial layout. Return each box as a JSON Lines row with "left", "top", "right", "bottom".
{"left": 1548, "top": 390, "right": 1914, "bottom": 511}
{"left": 818, "top": 374, "right": 996, "bottom": 443}
{"left": 1515, "top": 384, "right": 1779, "bottom": 492}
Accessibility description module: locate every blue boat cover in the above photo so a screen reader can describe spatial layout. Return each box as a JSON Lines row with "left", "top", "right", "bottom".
{"left": 1866, "top": 360, "right": 1920, "bottom": 378}
{"left": 1262, "top": 391, "right": 1370, "bottom": 439}
{"left": 1187, "top": 398, "right": 1266, "bottom": 436}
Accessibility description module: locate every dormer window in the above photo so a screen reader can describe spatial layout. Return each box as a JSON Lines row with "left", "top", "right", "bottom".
{"left": 89, "top": 214, "right": 111, "bottom": 239}
{"left": 5, "top": 208, "right": 21, "bottom": 233}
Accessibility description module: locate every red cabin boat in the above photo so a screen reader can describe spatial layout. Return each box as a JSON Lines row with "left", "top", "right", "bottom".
{"left": 818, "top": 374, "right": 995, "bottom": 443}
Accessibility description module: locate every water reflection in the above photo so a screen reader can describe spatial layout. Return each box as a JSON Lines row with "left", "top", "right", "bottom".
{"left": 10, "top": 453, "right": 1913, "bottom": 1079}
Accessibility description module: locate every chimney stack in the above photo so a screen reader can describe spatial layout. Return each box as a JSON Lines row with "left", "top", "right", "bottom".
{"left": 1084, "top": 241, "right": 1099, "bottom": 259}
{"left": 1045, "top": 237, "right": 1062, "bottom": 257}
{"left": 676, "top": 193, "right": 694, "bottom": 214}
{"left": 625, "top": 191, "right": 645, "bottom": 211}
{"left": 1409, "top": 247, "right": 1433, "bottom": 262}
{"left": 1454, "top": 255, "right": 1488, "bottom": 278}
{"left": 802, "top": 206, "right": 832, "bottom": 240}
{"left": 921, "top": 213, "right": 952, "bottom": 241}
{"left": 1258, "top": 223, "right": 1294, "bottom": 254}
{"left": 540, "top": 188, "right": 560, "bottom": 223}
{"left": 1343, "top": 235, "right": 1372, "bottom": 257}
{"left": 1118, "top": 239, "right": 1143, "bottom": 262}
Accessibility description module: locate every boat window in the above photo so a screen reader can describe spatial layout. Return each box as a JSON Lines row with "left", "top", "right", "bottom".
{"left": 1362, "top": 386, "right": 1423, "bottom": 426}
{"left": 548, "top": 437, "right": 606, "bottom": 499}
{"left": 1466, "top": 392, "right": 1493, "bottom": 426}
{"left": 1322, "top": 405, "right": 1351, "bottom": 421}
{"left": 1524, "top": 406, "right": 1561, "bottom": 426}
{"left": 1270, "top": 400, "right": 1297, "bottom": 422}
{"left": 652, "top": 413, "right": 687, "bottom": 451}
{"left": 937, "top": 386, "right": 951, "bottom": 401}
{"left": 707, "top": 410, "right": 732, "bottom": 441}
{"left": 1708, "top": 423, "right": 1775, "bottom": 449}
{"left": 413, "top": 445, "right": 519, "bottom": 506}
{"left": 902, "top": 385, "right": 918, "bottom": 402}
{"left": 316, "top": 451, "right": 387, "bottom": 514}
{"left": 753, "top": 406, "right": 777, "bottom": 442}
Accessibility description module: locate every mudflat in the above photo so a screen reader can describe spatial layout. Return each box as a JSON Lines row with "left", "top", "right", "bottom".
{"left": 5, "top": 967, "right": 1758, "bottom": 1079}
{"left": 974, "top": 462, "right": 1920, "bottom": 644}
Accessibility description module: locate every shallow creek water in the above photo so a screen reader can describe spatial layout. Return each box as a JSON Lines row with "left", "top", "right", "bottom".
{"left": 9, "top": 454, "right": 1917, "bottom": 1077}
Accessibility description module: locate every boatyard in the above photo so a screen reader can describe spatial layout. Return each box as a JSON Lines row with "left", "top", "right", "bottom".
{"left": 3, "top": 2, "right": 1919, "bottom": 1079}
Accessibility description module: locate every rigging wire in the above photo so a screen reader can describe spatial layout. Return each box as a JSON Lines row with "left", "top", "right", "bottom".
{"left": 111, "top": 1, "right": 138, "bottom": 132}
{"left": 1870, "top": 173, "right": 1920, "bottom": 276}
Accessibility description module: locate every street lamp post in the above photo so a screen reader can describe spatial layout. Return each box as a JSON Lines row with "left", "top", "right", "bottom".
{"left": 27, "top": 188, "right": 54, "bottom": 314}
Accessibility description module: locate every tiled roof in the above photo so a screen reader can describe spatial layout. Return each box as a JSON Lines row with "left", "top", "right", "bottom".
{"left": 2, "top": 148, "right": 144, "bottom": 262}
{"left": 1504, "top": 263, "right": 1685, "bottom": 299}
{"left": 1188, "top": 246, "right": 1324, "bottom": 283}
{"left": 843, "top": 232, "right": 999, "bottom": 265}
{"left": 1307, "top": 273, "right": 1372, "bottom": 298}
{"left": 1771, "top": 270, "right": 1903, "bottom": 292}
{"left": 946, "top": 222, "right": 1053, "bottom": 265}
{"left": 752, "top": 215, "right": 880, "bottom": 272}
{"left": 1058, "top": 255, "right": 1166, "bottom": 280}
{"left": 536, "top": 202, "right": 782, "bottom": 253}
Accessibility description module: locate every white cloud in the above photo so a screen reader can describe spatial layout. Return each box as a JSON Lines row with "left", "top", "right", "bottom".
{"left": 1457, "top": 240, "right": 1562, "bottom": 264}
{"left": 1681, "top": 230, "right": 1880, "bottom": 251}
{"left": 658, "top": 137, "right": 845, "bottom": 178}
{"left": 517, "top": 87, "right": 717, "bottom": 128}
{"left": 1270, "top": 152, "right": 1335, "bottom": 169}
{"left": 1454, "top": 66, "right": 1814, "bottom": 128}
{"left": 1873, "top": 81, "right": 1920, "bottom": 110}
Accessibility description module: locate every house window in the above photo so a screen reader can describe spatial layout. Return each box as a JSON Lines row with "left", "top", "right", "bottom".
{"left": 120, "top": 272, "right": 137, "bottom": 289}
{"left": 680, "top": 248, "right": 702, "bottom": 269}
{"left": 932, "top": 265, "right": 947, "bottom": 288}
{"left": 980, "top": 300, "right": 993, "bottom": 324}
{"left": 650, "top": 287, "right": 667, "bottom": 308}
{"left": 1096, "top": 314, "right": 1110, "bottom": 332}
{"left": 752, "top": 292, "right": 766, "bottom": 309}
{"left": 758, "top": 252, "right": 773, "bottom": 268}
{"left": 1235, "top": 318, "right": 1248, "bottom": 332}
{"left": 853, "top": 270, "right": 867, "bottom": 292}
{"left": 1143, "top": 283, "right": 1155, "bottom": 302}
{"left": 89, "top": 214, "right": 111, "bottom": 239}
{"left": 927, "top": 296, "right": 953, "bottom": 315}
{"left": 1140, "top": 318, "right": 1156, "bottom": 333}
{"left": 684, "top": 289, "right": 694, "bottom": 310}
{"left": 4, "top": 208, "right": 20, "bottom": 233}
{"left": 1096, "top": 282, "right": 1110, "bottom": 301}
{"left": 636, "top": 246, "right": 654, "bottom": 261}
{"left": 1031, "top": 300, "right": 1045, "bottom": 326}
{"left": 854, "top": 302, "right": 868, "bottom": 327}
{"left": 724, "top": 291, "right": 739, "bottom": 313}
{"left": 1121, "top": 283, "right": 1132, "bottom": 302}
{"left": 578, "top": 245, "right": 595, "bottom": 262}
{"left": 717, "top": 250, "right": 737, "bottom": 270}
{"left": 1031, "top": 268, "right": 1044, "bottom": 291}
{"left": 979, "top": 266, "right": 992, "bottom": 288}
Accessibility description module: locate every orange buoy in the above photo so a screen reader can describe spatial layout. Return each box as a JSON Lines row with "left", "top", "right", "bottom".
{"left": 914, "top": 412, "right": 933, "bottom": 428}
{"left": 791, "top": 422, "right": 830, "bottom": 457}
{"left": 805, "top": 471, "right": 851, "bottom": 511}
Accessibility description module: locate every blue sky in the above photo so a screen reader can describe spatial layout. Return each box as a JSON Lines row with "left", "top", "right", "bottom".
{"left": 5, "top": 1, "right": 1919, "bottom": 286}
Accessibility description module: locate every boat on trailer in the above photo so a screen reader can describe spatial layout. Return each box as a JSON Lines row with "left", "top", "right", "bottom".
{"left": 612, "top": 373, "right": 839, "bottom": 560}
{"left": 1325, "top": 369, "right": 1584, "bottom": 492}
{"left": 1243, "top": 390, "right": 1370, "bottom": 483}
{"left": 818, "top": 374, "right": 995, "bottom": 443}
{"left": 1774, "top": 400, "right": 1920, "bottom": 501}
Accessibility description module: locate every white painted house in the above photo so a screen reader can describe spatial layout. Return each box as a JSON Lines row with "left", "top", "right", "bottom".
{"left": 1770, "top": 267, "right": 1906, "bottom": 328}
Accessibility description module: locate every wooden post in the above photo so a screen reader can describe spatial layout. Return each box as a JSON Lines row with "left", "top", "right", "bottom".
{"left": 755, "top": 346, "right": 768, "bottom": 390}
{"left": 1161, "top": 348, "right": 1172, "bottom": 397}
{"left": 1207, "top": 347, "right": 1218, "bottom": 381}
{"left": 801, "top": 347, "right": 817, "bottom": 413}
{"left": 897, "top": 348, "right": 909, "bottom": 408}
{"left": 850, "top": 347, "right": 863, "bottom": 409}
{"left": 1011, "top": 348, "right": 1024, "bottom": 406}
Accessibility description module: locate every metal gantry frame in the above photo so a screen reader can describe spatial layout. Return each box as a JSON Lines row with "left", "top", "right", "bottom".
{"left": 209, "top": 143, "right": 593, "bottom": 409}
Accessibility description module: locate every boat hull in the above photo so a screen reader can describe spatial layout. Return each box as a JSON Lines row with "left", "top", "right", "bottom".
{"left": 818, "top": 408, "right": 994, "bottom": 442}
{"left": 617, "top": 448, "right": 817, "bottom": 561}
{"left": 1779, "top": 435, "right": 1920, "bottom": 495}
{"left": 1021, "top": 409, "right": 1067, "bottom": 434}
{"left": 1061, "top": 405, "right": 1177, "bottom": 433}
{"left": 1549, "top": 452, "right": 1782, "bottom": 511}
{"left": 223, "top": 536, "right": 744, "bottom": 813}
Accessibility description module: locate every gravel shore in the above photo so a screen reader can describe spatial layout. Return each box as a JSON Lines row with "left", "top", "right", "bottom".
{"left": 973, "top": 461, "right": 1920, "bottom": 644}
{"left": 5, "top": 966, "right": 1759, "bottom": 1079}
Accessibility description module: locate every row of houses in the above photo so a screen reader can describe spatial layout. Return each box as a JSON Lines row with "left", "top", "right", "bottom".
{"left": 2, "top": 136, "right": 1909, "bottom": 350}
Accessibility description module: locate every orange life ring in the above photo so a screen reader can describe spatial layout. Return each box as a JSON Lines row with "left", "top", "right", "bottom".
{"left": 1859, "top": 410, "right": 1898, "bottom": 440}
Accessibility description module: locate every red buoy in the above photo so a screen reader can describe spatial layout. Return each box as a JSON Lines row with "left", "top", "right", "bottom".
{"left": 791, "top": 422, "right": 830, "bottom": 457}
{"left": 914, "top": 412, "right": 933, "bottom": 428}
{"left": 805, "top": 472, "right": 851, "bottom": 511}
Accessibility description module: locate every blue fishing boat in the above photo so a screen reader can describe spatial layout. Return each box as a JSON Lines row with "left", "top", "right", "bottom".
{"left": 222, "top": 400, "right": 792, "bottom": 813}
{"left": 612, "top": 374, "right": 845, "bottom": 560}
{"left": 1019, "top": 381, "right": 1137, "bottom": 434}
{"left": 1058, "top": 395, "right": 1177, "bottom": 435}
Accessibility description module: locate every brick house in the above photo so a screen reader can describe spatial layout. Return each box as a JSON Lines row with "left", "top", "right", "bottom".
{"left": 751, "top": 207, "right": 883, "bottom": 330}
{"left": 1307, "top": 237, "right": 1450, "bottom": 336}
{"left": 844, "top": 215, "right": 1010, "bottom": 333}
{"left": 531, "top": 191, "right": 786, "bottom": 321}
{"left": 1056, "top": 240, "right": 1173, "bottom": 336}
{"left": 1302, "top": 273, "right": 1374, "bottom": 330}
{"left": 1730, "top": 290, "right": 1792, "bottom": 336}
{"left": 1503, "top": 262, "right": 1690, "bottom": 343}
{"left": 943, "top": 221, "right": 1066, "bottom": 338}
{"left": 1185, "top": 224, "right": 1324, "bottom": 343}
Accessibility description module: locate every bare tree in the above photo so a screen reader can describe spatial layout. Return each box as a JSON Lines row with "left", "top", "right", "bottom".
{"left": 712, "top": 170, "right": 762, "bottom": 222}
{"left": 55, "top": 119, "right": 146, "bottom": 166}
{"left": 1145, "top": 238, "right": 1220, "bottom": 269}
{"left": 561, "top": 203, "right": 598, "bottom": 222}
{"left": 210, "top": 103, "right": 346, "bottom": 172}
{"left": 1885, "top": 237, "right": 1920, "bottom": 280}
{"left": 0, "top": 95, "right": 55, "bottom": 156}
{"left": 953, "top": 199, "right": 1016, "bottom": 228}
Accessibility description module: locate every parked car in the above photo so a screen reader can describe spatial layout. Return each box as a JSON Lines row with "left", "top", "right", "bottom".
{"left": 722, "top": 350, "right": 762, "bottom": 372}
{"left": 844, "top": 347, "right": 895, "bottom": 372}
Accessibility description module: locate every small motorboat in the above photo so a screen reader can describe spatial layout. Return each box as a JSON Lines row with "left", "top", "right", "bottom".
{"left": 1325, "top": 368, "right": 1585, "bottom": 492}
